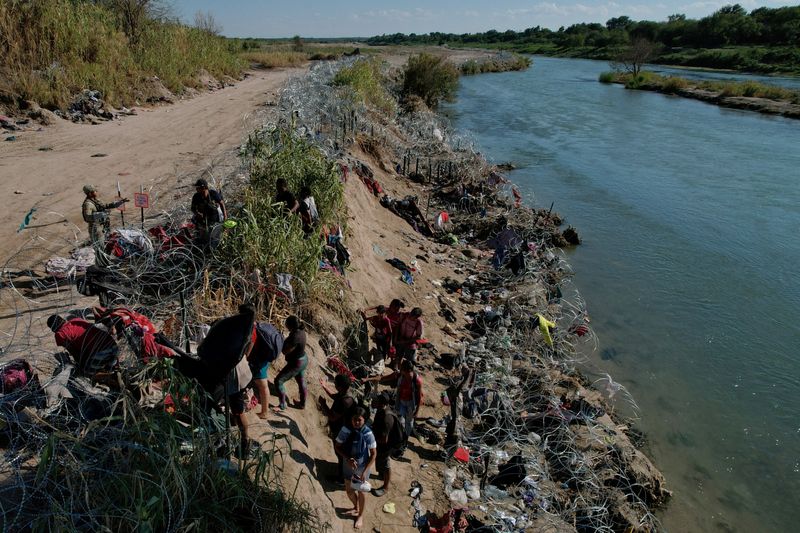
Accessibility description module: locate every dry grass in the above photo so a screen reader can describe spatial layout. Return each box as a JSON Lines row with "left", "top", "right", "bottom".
{"left": 0, "top": 0, "right": 244, "bottom": 110}
{"left": 240, "top": 51, "right": 308, "bottom": 68}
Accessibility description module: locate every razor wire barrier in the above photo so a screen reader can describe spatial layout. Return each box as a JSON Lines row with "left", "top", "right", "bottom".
{"left": 0, "top": 57, "right": 664, "bottom": 532}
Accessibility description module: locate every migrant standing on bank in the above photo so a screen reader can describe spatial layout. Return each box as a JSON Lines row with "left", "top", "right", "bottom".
{"left": 81, "top": 185, "right": 128, "bottom": 245}
{"left": 360, "top": 306, "right": 392, "bottom": 361}
{"left": 319, "top": 374, "right": 355, "bottom": 484}
{"left": 274, "top": 178, "right": 299, "bottom": 213}
{"left": 47, "top": 314, "right": 119, "bottom": 374}
{"left": 395, "top": 307, "right": 424, "bottom": 363}
{"left": 370, "top": 391, "right": 406, "bottom": 497}
{"left": 244, "top": 306, "right": 284, "bottom": 420}
{"left": 298, "top": 185, "right": 319, "bottom": 235}
{"left": 191, "top": 179, "right": 226, "bottom": 242}
{"left": 227, "top": 342, "right": 254, "bottom": 458}
{"left": 273, "top": 315, "right": 308, "bottom": 411}
{"left": 386, "top": 299, "right": 405, "bottom": 331}
{"left": 365, "top": 359, "right": 423, "bottom": 446}
{"left": 335, "top": 406, "right": 377, "bottom": 530}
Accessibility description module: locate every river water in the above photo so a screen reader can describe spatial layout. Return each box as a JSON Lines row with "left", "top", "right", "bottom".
{"left": 445, "top": 56, "right": 800, "bottom": 532}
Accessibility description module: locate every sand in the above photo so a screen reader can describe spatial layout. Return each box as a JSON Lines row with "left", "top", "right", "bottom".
{"left": 0, "top": 67, "right": 304, "bottom": 258}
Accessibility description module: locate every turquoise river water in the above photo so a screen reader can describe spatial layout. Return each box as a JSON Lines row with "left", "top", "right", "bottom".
{"left": 445, "top": 57, "right": 800, "bottom": 532}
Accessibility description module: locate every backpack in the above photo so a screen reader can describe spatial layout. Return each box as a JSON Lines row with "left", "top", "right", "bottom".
{"left": 385, "top": 409, "right": 407, "bottom": 449}
{"left": 254, "top": 322, "right": 284, "bottom": 364}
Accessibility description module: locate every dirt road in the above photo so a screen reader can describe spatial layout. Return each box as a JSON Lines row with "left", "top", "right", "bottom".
{"left": 0, "top": 67, "right": 304, "bottom": 260}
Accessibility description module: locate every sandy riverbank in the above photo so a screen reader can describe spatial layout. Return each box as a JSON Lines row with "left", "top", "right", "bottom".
{"left": 0, "top": 53, "right": 668, "bottom": 531}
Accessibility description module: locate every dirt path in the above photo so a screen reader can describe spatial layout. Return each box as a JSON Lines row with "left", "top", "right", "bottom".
{"left": 0, "top": 67, "right": 305, "bottom": 259}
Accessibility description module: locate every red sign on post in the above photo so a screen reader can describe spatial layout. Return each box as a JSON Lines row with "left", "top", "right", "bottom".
{"left": 133, "top": 192, "right": 150, "bottom": 209}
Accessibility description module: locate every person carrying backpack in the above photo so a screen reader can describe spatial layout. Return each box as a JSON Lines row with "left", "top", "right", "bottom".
{"left": 370, "top": 391, "right": 406, "bottom": 497}
{"left": 246, "top": 309, "right": 284, "bottom": 419}
{"left": 335, "top": 407, "right": 377, "bottom": 530}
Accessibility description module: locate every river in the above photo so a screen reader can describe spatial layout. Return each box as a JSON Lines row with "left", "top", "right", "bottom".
{"left": 444, "top": 56, "right": 800, "bottom": 532}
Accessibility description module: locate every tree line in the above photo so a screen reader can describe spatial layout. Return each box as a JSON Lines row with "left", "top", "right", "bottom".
{"left": 366, "top": 4, "right": 800, "bottom": 70}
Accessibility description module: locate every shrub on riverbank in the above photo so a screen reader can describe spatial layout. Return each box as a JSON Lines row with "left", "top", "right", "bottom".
{"left": 598, "top": 71, "right": 616, "bottom": 83}
{"left": 0, "top": 0, "right": 244, "bottom": 110}
{"left": 401, "top": 53, "right": 459, "bottom": 108}
{"left": 218, "top": 126, "right": 345, "bottom": 299}
{"left": 333, "top": 58, "right": 396, "bottom": 114}
{"left": 460, "top": 53, "right": 532, "bottom": 75}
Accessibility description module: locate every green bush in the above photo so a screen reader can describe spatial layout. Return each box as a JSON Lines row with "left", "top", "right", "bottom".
{"left": 219, "top": 126, "right": 345, "bottom": 293}
{"left": 598, "top": 71, "right": 616, "bottom": 83}
{"left": 401, "top": 53, "right": 459, "bottom": 108}
{"left": 459, "top": 53, "right": 531, "bottom": 75}
{"left": 661, "top": 76, "right": 690, "bottom": 93}
{"left": 333, "top": 58, "right": 396, "bottom": 114}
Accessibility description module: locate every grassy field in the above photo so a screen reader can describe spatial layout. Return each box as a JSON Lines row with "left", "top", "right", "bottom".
{"left": 0, "top": 0, "right": 245, "bottom": 110}
{"left": 232, "top": 40, "right": 370, "bottom": 68}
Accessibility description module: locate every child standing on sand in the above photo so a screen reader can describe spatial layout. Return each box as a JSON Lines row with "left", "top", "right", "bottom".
{"left": 335, "top": 407, "right": 377, "bottom": 529}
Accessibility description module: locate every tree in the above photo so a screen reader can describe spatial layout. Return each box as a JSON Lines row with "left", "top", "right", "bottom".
{"left": 194, "top": 10, "right": 222, "bottom": 35}
{"left": 292, "top": 35, "right": 304, "bottom": 52}
{"left": 401, "top": 53, "right": 459, "bottom": 108}
{"left": 606, "top": 16, "right": 632, "bottom": 31}
{"left": 101, "top": 0, "right": 172, "bottom": 45}
{"left": 612, "top": 38, "right": 659, "bottom": 76}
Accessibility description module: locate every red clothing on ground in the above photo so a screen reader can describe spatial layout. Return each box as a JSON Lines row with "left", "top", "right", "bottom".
{"left": 54, "top": 319, "right": 116, "bottom": 362}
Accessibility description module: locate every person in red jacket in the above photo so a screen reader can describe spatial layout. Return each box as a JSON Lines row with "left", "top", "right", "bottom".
{"left": 47, "top": 314, "right": 119, "bottom": 373}
{"left": 395, "top": 307, "right": 424, "bottom": 363}
{"left": 360, "top": 305, "right": 392, "bottom": 361}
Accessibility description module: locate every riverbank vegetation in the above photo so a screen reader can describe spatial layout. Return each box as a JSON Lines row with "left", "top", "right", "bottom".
{"left": 333, "top": 58, "right": 397, "bottom": 114}
{"left": 217, "top": 127, "right": 345, "bottom": 306}
{"left": 0, "top": 0, "right": 245, "bottom": 110}
{"left": 367, "top": 4, "right": 800, "bottom": 74}
{"left": 601, "top": 70, "right": 800, "bottom": 102}
{"left": 401, "top": 53, "right": 460, "bottom": 108}
{"left": 460, "top": 52, "right": 532, "bottom": 75}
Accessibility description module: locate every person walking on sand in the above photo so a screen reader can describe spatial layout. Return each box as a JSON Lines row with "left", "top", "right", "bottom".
{"left": 365, "top": 359, "right": 423, "bottom": 445}
{"left": 360, "top": 305, "right": 392, "bottom": 361}
{"left": 245, "top": 309, "right": 284, "bottom": 420}
{"left": 81, "top": 185, "right": 128, "bottom": 245}
{"left": 395, "top": 307, "right": 424, "bottom": 363}
{"left": 319, "top": 374, "right": 355, "bottom": 485}
{"left": 335, "top": 407, "right": 377, "bottom": 529}
{"left": 273, "top": 315, "right": 308, "bottom": 411}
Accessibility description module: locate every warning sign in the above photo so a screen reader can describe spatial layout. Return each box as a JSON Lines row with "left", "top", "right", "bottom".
{"left": 133, "top": 192, "right": 150, "bottom": 209}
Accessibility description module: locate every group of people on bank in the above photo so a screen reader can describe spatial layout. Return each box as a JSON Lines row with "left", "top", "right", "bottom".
{"left": 75, "top": 182, "right": 428, "bottom": 530}
{"left": 81, "top": 177, "right": 320, "bottom": 246}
